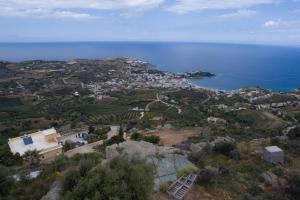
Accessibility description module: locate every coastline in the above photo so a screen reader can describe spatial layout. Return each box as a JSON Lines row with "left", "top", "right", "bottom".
{"left": 1, "top": 42, "right": 299, "bottom": 92}
{"left": 1, "top": 57, "right": 299, "bottom": 94}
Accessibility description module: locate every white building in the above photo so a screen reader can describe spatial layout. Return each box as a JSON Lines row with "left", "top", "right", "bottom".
{"left": 263, "top": 146, "right": 284, "bottom": 164}
{"left": 8, "top": 128, "right": 62, "bottom": 162}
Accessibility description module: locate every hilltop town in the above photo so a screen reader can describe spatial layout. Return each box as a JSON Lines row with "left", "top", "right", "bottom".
{"left": 0, "top": 58, "right": 300, "bottom": 200}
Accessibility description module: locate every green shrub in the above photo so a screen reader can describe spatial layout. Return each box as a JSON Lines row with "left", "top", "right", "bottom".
{"left": 43, "top": 155, "right": 71, "bottom": 175}
{"left": 105, "top": 135, "right": 125, "bottom": 146}
{"left": 95, "top": 127, "right": 111, "bottom": 137}
{"left": 63, "top": 168, "right": 81, "bottom": 192}
{"left": 197, "top": 168, "right": 217, "bottom": 184}
{"left": 159, "top": 182, "right": 168, "bottom": 193}
{"left": 22, "top": 150, "right": 40, "bottom": 167}
{"left": 63, "top": 140, "right": 76, "bottom": 151}
{"left": 177, "top": 166, "right": 198, "bottom": 177}
{"left": 131, "top": 132, "right": 143, "bottom": 140}
{"left": 63, "top": 156, "right": 155, "bottom": 200}
{"left": 88, "top": 126, "right": 95, "bottom": 134}
{"left": 0, "top": 144, "right": 22, "bottom": 166}
{"left": 247, "top": 182, "right": 263, "bottom": 196}
{"left": 188, "top": 151, "right": 207, "bottom": 168}
{"left": 229, "top": 149, "right": 241, "bottom": 160}
{"left": 286, "top": 170, "right": 300, "bottom": 200}
{"left": 272, "top": 166, "right": 284, "bottom": 177}
{"left": 71, "top": 152, "right": 103, "bottom": 163}
{"left": 214, "top": 141, "right": 236, "bottom": 156}
{"left": 286, "top": 140, "right": 300, "bottom": 156}
{"left": 271, "top": 137, "right": 280, "bottom": 146}
{"left": 0, "top": 165, "right": 14, "bottom": 196}
{"left": 131, "top": 133, "right": 160, "bottom": 144}
{"left": 143, "top": 135, "right": 160, "bottom": 144}
{"left": 87, "top": 134, "right": 100, "bottom": 143}
{"left": 288, "top": 127, "right": 300, "bottom": 139}
{"left": 78, "top": 158, "right": 96, "bottom": 177}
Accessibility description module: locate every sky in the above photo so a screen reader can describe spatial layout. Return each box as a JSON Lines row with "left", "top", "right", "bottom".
{"left": 0, "top": 0, "right": 300, "bottom": 45}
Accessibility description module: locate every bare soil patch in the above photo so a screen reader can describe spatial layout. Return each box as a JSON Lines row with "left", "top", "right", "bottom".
{"left": 144, "top": 127, "right": 202, "bottom": 146}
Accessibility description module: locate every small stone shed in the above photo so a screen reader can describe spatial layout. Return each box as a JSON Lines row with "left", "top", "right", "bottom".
{"left": 263, "top": 146, "right": 284, "bottom": 164}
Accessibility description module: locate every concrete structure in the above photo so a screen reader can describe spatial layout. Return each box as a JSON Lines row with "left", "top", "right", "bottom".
{"left": 8, "top": 128, "right": 62, "bottom": 162}
{"left": 263, "top": 146, "right": 284, "bottom": 164}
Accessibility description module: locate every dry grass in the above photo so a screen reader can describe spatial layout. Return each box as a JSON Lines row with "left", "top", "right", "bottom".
{"left": 144, "top": 127, "right": 202, "bottom": 146}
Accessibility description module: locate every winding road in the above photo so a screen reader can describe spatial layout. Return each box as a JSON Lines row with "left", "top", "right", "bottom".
{"left": 145, "top": 93, "right": 182, "bottom": 114}
{"left": 282, "top": 124, "right": 300, "bottom": 138}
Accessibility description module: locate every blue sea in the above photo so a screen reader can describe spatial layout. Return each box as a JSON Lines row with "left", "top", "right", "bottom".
{"left": 0, "top": 42, "right": 300, "bottom": 92}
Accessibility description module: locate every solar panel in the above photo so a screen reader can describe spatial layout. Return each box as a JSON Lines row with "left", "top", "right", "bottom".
{"left": 23, "top": 136, "right": 33, "bottom": 145}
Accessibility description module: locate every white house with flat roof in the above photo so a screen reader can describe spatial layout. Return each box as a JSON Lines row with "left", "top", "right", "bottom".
{"left": 263, "top": 146, "right": 284, "bottom": 164}
{"left": 8, "top": 128, "right": 62, "bottom": 162}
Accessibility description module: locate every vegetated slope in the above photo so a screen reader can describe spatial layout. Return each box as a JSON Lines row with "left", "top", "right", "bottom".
{"left": 0, "top": 62, "right": 14, "bottom": 78}
{"left": 237, "top": 110, "right": 286, "bottom": 129}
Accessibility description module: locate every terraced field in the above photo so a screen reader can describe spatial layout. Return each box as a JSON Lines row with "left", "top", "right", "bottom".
{"left": 83, "top": 111, "right": 141, "bottom": 125}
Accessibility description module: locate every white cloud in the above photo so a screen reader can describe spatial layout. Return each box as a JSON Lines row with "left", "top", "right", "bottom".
{"left": 220, "top": 9, "right": 257, "bottom": 18}
{"left": 0, "top": 0, "right": 165, "bottom": 20}
{"left": 0, "top": 7, "right": 97, "bottom": 20}
{"left": 53, "top": 11, "right": 97, "bottom": 20}
{"left": 263, "top": 19, "right": 289, "bottom": 28}
{"left": 167, "top": 0, "right": 278, "bottom": 14}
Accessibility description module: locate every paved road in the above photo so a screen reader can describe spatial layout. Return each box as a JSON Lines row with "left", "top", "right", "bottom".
{"left": 64, "top": 126, "right": 119, "bottom": 157}
{"left": 201, "top": 94, "right": 211, "bottom": 104}
{"left": 282, "top": 124, "right": 300, "bottom": 138}
{"left": 107, "top": 126, "right": 120, "bottom": 139}
{"left": 64, "top": 140, "right": 103, "bottom": 157}
{"left": 139, "top": 112, "right": 145, "bottom": 119}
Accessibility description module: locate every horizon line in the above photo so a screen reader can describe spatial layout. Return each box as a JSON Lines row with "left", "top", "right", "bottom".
{"left": 0, "top": 40, "right": 300, "bottom": 48}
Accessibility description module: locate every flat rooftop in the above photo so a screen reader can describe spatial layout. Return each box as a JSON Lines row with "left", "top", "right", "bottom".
{"left": 265, "top": 146, "right": 283, "bottom": 153}
{"left": 8, "top": 128, "right": 61, "bottom": 156}
{"left": 41, "top": 128, "right": 57, "bottom": 136}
